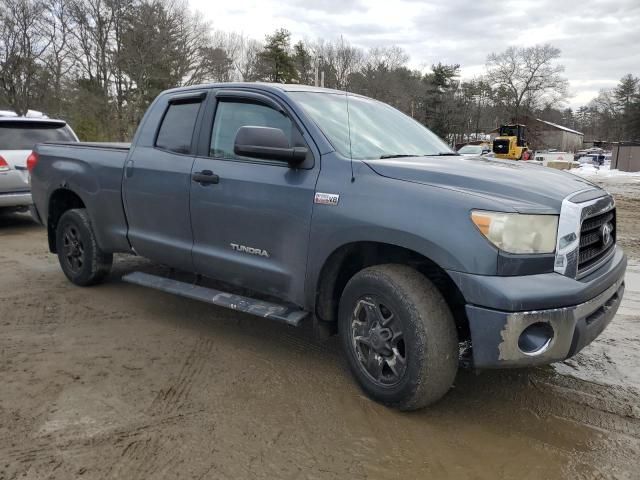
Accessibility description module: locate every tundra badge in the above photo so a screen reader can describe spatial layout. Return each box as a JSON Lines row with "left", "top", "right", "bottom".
{"left": 230, "top": 243, "right": 270, "bottom": 258}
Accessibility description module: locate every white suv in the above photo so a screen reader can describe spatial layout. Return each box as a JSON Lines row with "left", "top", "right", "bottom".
{"left": 0, "top": 114, "right": 78, "bottom": 212}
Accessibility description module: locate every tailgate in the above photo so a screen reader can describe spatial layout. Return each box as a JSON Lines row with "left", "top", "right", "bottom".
{"left": 1, "top": 149, "right": 30, "bottom": 169}
{"left": 0, "top": 150, "right": 30, "bottom": 191}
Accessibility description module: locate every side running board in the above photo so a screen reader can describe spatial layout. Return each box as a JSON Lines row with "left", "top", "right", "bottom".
{"left": 121, "top": 271, "right": 308, "bottom": 327}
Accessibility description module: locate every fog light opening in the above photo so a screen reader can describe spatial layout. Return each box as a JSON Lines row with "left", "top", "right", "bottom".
{"left": 518, "top": 322, "right": 554, "bottom": 355}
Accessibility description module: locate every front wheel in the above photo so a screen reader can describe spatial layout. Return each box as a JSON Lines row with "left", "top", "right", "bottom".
{"left": 56, "top": 209, "right": 113, "bottom": 286}
{"left": 339, "top": 265, "right": 458, "bottom": 410}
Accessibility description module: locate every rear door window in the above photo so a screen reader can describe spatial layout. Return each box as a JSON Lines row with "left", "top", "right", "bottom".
{"left": 155, "top": 101, "right": 202, "bottom": 154}
{"left": 0, "top": 122, "right": 76, "bottom": 149}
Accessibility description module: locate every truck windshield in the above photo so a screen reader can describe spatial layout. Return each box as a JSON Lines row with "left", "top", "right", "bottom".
{"left": 0, "top": 122, "right": 76, "bottom": 150}
{"left": 290, "top": 92, "right": 453, "bottom": 160}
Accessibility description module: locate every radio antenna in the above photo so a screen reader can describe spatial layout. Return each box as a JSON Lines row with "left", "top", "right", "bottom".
{"left": 345, "top": 85, "right": 355, "bottom": 183}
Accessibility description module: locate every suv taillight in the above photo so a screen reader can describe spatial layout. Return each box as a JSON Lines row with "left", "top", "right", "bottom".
{"left": 0, "top": 155, "right": 8, "bottom": 171}
{"left": 26, "top": 151, "right": 38, "bottom": 173}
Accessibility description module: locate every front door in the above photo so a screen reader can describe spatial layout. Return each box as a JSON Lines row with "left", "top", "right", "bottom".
{"left": 189, "top": 91, "right": 319, "bottom": 306}
{"left": 123, "top": 92, "right": 205, "bottom": 268}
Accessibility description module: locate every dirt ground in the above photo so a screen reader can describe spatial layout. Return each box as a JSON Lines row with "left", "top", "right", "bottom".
{"left": 1, "top": 176, "right": 639, "bottom": 480}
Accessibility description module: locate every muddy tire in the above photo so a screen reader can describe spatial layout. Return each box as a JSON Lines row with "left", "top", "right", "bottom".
{"left": 56, "top": 209, "right": 112, "bottom": 286}
{"left": 338, "top": 264, "right": 458, "bottom": 410}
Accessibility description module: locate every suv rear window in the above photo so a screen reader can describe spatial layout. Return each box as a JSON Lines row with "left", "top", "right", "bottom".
{"left": 0, "top": 122, "right": 76, "bottom": 150}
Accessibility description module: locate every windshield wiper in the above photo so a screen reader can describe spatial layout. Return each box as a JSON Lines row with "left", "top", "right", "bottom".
{"left": 378, "top": 152, "right": 460, "bottom": 159}
{"left": 378, "top": 154, "right": 417, "bottom": 159}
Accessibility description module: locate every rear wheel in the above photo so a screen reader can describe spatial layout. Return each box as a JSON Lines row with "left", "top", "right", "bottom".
{"left": 339, "top": 264, "right": 458, "bottom": 410}
{"left": 56, "top": 209, "right": 112, "bottom": 286}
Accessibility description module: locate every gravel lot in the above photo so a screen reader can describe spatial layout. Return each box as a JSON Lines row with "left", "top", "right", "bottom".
{"left": 1, "top": 174, "right": 639, "bottom": 479}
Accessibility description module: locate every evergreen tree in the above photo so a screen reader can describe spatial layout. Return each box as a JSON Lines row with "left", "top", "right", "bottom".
{"left": 293, "top": 41, "right": 313, "bottom": 85}
{"left": 256, "top": 28, "right": 297, "bottom": 83}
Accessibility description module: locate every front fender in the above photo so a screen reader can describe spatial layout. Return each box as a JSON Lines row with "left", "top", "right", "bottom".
{"left": 305, "top": 155, "right": 503, "bottom": 309}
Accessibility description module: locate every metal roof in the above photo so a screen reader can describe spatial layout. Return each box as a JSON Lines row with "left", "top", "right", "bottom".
{"left": 536, "top": 118, "right": 584, "bottom": 136}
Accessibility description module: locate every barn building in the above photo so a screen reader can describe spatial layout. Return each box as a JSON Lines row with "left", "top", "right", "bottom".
{"left": 489, "top": 118, "right": 584, "bottom": 152}
{"left": 529, "top": 119, "right": 584, "bottom": 152}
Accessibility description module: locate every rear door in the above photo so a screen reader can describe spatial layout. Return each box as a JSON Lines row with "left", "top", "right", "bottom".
{"left": 123, "top": 91, "right": 206, "bottom": 269}
{"left": 189, "top": 89, "right": 320, "bottom": 306}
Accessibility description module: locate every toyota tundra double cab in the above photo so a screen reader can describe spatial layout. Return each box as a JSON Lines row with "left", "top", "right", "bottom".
{"left": 29, "top": 83, "right": 626, "bottom": 410}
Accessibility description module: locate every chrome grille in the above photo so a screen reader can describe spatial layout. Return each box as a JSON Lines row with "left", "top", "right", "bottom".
{"left": 555, "top": 191, "right": 615, "bottom": 279}
{"left": 577, "top": 209, "right": 616, "bottom": 275}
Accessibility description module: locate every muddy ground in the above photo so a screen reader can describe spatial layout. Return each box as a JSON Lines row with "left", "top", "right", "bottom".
{"left": 1, "top": 175, "right": 639, "bottom": 479}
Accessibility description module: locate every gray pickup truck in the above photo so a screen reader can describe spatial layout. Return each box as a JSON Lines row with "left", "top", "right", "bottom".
{"left": 30, "top": 83, "right": 626, "bottom": 410}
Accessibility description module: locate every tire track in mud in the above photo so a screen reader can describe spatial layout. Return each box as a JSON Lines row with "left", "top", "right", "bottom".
{"left": 107, "top": 337, "right": 215, "bottom": 478}
{"left": 1, "top": 438, "right": 87, "bottom": 470}
{"left": 0, "top": 413, "right": 199, "bottom": 479}
{"left": 149, "top": 337, "right": 215, "bottom": 417}
{"left": 109, "top": 435, "right": 179, "bottom": 479}
{"left": 530, "top": 374, "right": 640, "bottom": 440}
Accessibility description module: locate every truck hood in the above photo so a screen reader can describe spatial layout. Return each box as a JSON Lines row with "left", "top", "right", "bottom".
{"left": 364, "top": 155, "right": 599, "bottom": 213}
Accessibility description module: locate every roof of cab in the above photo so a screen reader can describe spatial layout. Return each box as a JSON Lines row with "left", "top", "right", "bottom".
{"left": 162, "top": 82, "right": 356, "bottom": 97}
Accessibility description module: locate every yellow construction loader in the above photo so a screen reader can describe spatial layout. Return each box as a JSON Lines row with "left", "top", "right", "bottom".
{"left": 492, "top": 124, "right": 530, "bottom": 160}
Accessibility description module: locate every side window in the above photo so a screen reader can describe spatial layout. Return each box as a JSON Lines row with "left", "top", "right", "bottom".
{"left": 155, "top": 100, "right": 201, "bottom": 154}
{"left": 210, "top": 101, "right": 299, "bottom": 160}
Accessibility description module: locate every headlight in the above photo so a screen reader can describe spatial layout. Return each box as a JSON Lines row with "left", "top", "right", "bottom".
{"left": 471, "top": 210, "right": 558, "bottom": 254}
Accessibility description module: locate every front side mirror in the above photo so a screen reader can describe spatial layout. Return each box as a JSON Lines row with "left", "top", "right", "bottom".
{"left": 234, "top": 126, "right": 307, "bottom": 166}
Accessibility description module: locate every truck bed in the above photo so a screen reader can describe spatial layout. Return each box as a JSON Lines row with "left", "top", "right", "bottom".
{"left": 32, "top": 141, "right": 132, "bottom": 253}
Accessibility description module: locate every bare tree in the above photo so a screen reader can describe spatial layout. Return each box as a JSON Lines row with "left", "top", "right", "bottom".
{"left": 590, "top": 89, "right": 623, "bottom": 140}
{"left": 350, "top": 45, "right": 413, "bottom": 106}
{"left": 223, "top": 32, "right": 261, "bottom": 81}
{"left": 0, "top": 0, "right": 50, "bottom": 114}
{"left": 365, "top": 46, "right": 408, "bottom": 71}
{"left": 309, "top": 36, "right": 363, "bottom": 89}
{"left": 328, "top": 36, "right": 362, "bottom": 89}
{"left": 67, "top": 0, "right": 119, "bottom": 96}
{"left": 486, "top": 44, "right": 568, "bottom": 121}
{"left": 167, "top": 0, "right": 216, "bottom": 86}
{"left": 41, "top": 0, "right": 75, "bottom": 116}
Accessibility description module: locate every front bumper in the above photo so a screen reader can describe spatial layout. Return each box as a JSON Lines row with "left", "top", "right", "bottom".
{"left": 450, "top": 246, "right": 627, "bottom": 368}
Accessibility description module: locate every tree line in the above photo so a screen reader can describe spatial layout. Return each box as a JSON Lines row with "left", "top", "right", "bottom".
{"left": 1, "top": 0, "right": 638, "bottom": 144}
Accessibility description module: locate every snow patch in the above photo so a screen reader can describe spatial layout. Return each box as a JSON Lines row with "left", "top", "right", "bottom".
{"left": 570, "top": 163, "right": 640, "bottom": 178}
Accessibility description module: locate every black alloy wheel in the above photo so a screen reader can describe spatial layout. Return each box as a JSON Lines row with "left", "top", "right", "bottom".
{"left": 350, "top": 297, "right": 407, "bottom": 386}
{"left": 62, "top": 223, "right": 86, "bottom": 274}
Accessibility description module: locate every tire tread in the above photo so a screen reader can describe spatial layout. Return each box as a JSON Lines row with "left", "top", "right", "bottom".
{"left": 339, "top": 264, "right": 458, "bottom": 410}
{"left": 56, "top": 208, "right": 112, "bottom": 286}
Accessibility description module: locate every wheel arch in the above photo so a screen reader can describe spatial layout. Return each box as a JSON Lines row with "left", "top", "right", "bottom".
{"left": 313, "top": 241, "right": 470, "bottom": 342}
{"left": 47, "top": 188, "right": 86, "bottom": 253}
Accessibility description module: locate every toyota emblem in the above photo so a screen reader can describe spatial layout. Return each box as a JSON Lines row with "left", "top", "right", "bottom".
{"left": 600, "top": 222, "right": 613, "bottom": 246}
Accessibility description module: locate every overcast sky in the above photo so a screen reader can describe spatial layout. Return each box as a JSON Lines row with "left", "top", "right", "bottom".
{"left": 190, "top": 0, "right": 640, "bottom": 108}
